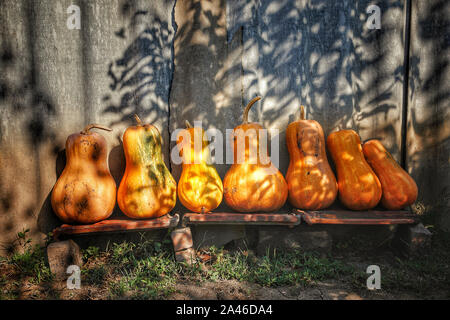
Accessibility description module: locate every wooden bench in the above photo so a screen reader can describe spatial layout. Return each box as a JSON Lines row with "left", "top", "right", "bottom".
{"left": 47, "top": 214, "right": 180, "bottom": 277}
{"left": 52, "top": 214, "right": 180, "bottom": 241}
{"left": 47, "top": 207, "right": 428, "bottom": 277}
{"left": 294, "top": 208, "right": 429, "bottom": 257}
{"left": 295, "top": 209, "right": 419, "bottom": 225}
{"left": 181, "top": 212, "right": 301, "bottom": 227}
{"left": 172, "top": 212, "right": 301, "bottom": 263}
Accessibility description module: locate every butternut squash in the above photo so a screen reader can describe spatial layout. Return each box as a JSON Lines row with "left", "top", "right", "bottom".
{"left": 117, "top": 115, "right": 176, "bottom": 219}
{"left": 223, "top": 97, "right": 288, "bottom": 212}
{"left": 51, "top": 124, "right": 116, "bottom": 224}
{"left": 286, "top": 106, "right": 338, "bottom": 209}
{"left": 176, "top": 121, "right": 223, "bottom": 213}
{"left": 363, "top": 139, "right": 418, "bottom": 210}
{"left": 327, "top": 130, "right": 382, "bottom": 210}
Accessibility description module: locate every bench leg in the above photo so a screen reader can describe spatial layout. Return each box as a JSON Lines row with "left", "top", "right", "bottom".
{"left": 171, "top": 227, "right": 196, "bottom": 264}
{"left": 393, "top": 223, "right": 432, "bottom": 257}
{"left": 47, "top": 239, "right": 83, "bottom": 280}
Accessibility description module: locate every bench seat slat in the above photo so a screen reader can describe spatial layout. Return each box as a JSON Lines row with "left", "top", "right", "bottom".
{"left": 296, "top": 209, "right": 418, "bottom": 225}
{"left": 52, "top": 214, "right": 180, "bottom": 239}
{"left": 182, "top": 212, "right": 301, "bottom": 226}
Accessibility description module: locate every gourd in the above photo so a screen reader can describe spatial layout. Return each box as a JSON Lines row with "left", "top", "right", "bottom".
{"left": 327, "top": 129, "right": 382, "bottom": 210}
{"left": 176, "top": 121, "right": 223, "bottom": 213}
{"left": 286, "top": 106, "right": 338, "bottom": 209}
{"left": 223, "top": 97, "right": 288, "bottom": 212}
{"left": 117, "top": 115, "right": 176, "bottom": 219}
{"left": 51, "top": 124, "right": 116, "bottom": 224}
{"left": 363, "top": 139, "right": 418, "bottom": 210}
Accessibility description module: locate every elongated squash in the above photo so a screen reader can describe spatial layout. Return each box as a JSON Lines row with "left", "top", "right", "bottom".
{"left": 51, "top": 124, "right": 116, "bottom": 224}
{"left": 286, "top": 106, "right": 338, "bottom": 209}
{"left": 363, "top": 139, "right": 418, "bottom": 210}
{"left": 177, "top": 121, "right": 223, "bottom": 213}
{"left": 327, "top": 130, "right": 382, "bottom": 210}
{"left": 117, "top": 115, "right": 176, "bottom": 219}
{"left": 223, "top": 97, "right": 288, "bottom": 212}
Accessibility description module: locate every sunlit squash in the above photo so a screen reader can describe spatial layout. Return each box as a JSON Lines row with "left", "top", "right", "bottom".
{"left": 223, "top": 97, "right": 288, "bottom": 212}
{"left": 327, "top": 129, "right": 382, "bottom": 210}
{"left": 117, "top": 115, "right": 176, "bottom": 219}
{"left": 176, "top": 121, "right": 223, "bottom": 213}
{"left": 363, "top": 139, "right": 418, "bottom": 210}
{"left": 51, "top": 124, "right": 116, "bottom": 224}
{"left": 286, "top": 106, "right": 338, "bottom": 209}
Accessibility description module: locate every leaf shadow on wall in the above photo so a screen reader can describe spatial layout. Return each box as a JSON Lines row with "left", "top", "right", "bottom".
{"left": 102, "top": 3, "right": 174, "bottom": 132}
{"left": 102, "top": 1, "right": 176, "bottom": 217}
{"left": 407, "top": 0, "right": 450, "bottom": 227}
{"left": 0, "top": 1, "right": 60, "bottom": 254}
{"left": 235, "top": 0, "right": 405, "bottom": 152}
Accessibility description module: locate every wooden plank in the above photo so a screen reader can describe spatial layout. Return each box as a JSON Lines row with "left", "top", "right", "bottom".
{"left": 296, "top": 209, "right": 418, "bottom": 225}
{"left": 182, "top": 212, "right": 301, "bottom": 226}
{"left": 52, "top": 214, "right": 180, "bottom": 240}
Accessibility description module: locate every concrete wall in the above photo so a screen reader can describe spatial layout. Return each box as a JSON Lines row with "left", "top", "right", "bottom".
{"left": 0, "top": 0, "right": 448, "bottom": 252}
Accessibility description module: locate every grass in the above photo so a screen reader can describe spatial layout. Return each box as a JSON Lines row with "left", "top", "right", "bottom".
{"left": 202, "top": 247, "right": 354, "bottom": 286}
{"left": 8, "top": 245, "right": 53, "bottom": 284}
{"left": 101, "top": 241, "right": 356, "bottom": 299}
{"left": 0, "top": 232, "right": 53, "bottom": 299}
{"left": 0, "top": 229, "right": 449, "bottom": 300}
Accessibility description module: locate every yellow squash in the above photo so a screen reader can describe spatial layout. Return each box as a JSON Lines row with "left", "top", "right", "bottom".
{"left": 363, "top": 139, "right": 418, "bottom": 210}
{"left": 177, "top": 121, "right": 223, "bottom": 213}
{"left": 327, "top": 130, "right": 382, "bottom": 210}
{"left": 118, "top": 115, "right": 176, "bottom": 219}
{"left": 286, "top": 106, "right": 338, "bottom": 209}
{"left": 223, "top": 97, "right": 288, "bottom": 212}
{"left": 51, "top": 124, "right": 116, "bottom": 224}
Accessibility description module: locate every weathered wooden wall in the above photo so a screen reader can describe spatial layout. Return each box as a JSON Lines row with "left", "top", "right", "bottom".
{"left": 406, "top": 0, "right": 450, "bottom": 230}
{"left": 0, "top": 0, "right": 176, "bottom": 252}
{"left": 0, "top": 0, "right": 448, "bottom": 252}
{"left": 230, "top": 0, "right": 406, "bottom": 177}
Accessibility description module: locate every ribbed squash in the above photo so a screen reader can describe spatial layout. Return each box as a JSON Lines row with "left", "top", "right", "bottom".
{"left": 176, "top": 120, "right": 223, "bottom": 213}
{"left": 117, "top": 115, "right": 176, "bottom": 219}
{"left": 223, "top": 97, "right": 288, "bottom": 212}
{"left": 327, "top": 129, "right": 382, "bottom": 210}
{"left": 286, "top": 106, "right": 338, "bottom": 209}
{"left": 363, "top": 139, "right": 418, "bottom": 210}
{"left": 51, "top": 124, "right": 116, "bottom": 224}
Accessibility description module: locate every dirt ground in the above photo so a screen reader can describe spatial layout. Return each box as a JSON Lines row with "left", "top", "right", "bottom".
{"left": 9, "top": 275, "right": 447, "bottom": 300}
{"left": 169, "top": 279, "right": 448, "bottom": 300}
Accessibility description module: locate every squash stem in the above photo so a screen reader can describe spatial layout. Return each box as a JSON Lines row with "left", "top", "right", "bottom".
{"left": 134, "top": 114, "right": 143, "bottom": 125}
{"left": 300, "top": 105, "right": 305, "bottom": 120}
{"left": 185, "top": 120, "right": 193, "bottom": 128}
{"left": 243, "top": 96, "right": 261, "bottom": 124}
{"left": 82, "top": 124, "right": 113, "bottom": 134}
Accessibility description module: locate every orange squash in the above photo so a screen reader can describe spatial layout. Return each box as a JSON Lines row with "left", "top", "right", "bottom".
{"left": 223, "top": 97, "right": 288, "bottom": 212}
{"left": 51, "top": 124, "right": 116, "bottom": 224}
{"left": 286, "top": 106, "right": 338, "bottom": 209}
{"left": 176, "top": 121, "right": 223, "bottom": 213}
{"left": 363, "top": 139, "right": 418, "bottom": 210}
{"left": 327, "top": 129, "right": 382, "bottom": 210}
{"left": 117, "top": 115, "right": 176, "bottom": 219}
